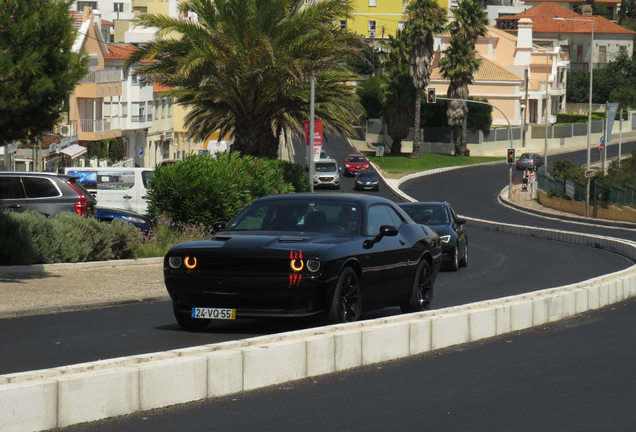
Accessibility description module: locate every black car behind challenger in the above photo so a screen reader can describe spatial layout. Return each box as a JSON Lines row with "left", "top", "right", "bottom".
{"left": 164, "top": 194, "right": 441, "bottom": 330}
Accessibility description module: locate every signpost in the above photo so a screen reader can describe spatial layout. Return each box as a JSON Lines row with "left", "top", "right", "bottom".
{"left": 584, "top": 170, "right": 595, "bottom": 178}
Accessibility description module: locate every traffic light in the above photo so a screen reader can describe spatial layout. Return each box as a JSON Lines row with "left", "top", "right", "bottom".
{"left": 427, "top": 88, "right": 436, "bottom": 104}
{"left": 507, "top": 148, "right": 516, "bottom": 164}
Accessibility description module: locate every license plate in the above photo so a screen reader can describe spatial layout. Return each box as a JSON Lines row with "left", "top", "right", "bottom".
{"left": 191, "top": 307, "right": 236, "bottom": 320}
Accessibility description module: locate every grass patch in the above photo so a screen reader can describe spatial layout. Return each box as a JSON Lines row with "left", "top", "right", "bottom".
{"left": 363, "top": 151, "right": 503, "bottom": 176}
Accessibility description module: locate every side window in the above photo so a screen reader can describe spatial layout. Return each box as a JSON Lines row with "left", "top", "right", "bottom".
{"left": 21, "top": 177, "right": 60, "bottom": 198}
{"left": 366, "top": 204, "right": 404, "bottom": 236}
{"left": 0, "top": 177, "right": 26, "bottom": 199}
{"left": 141, "top": 171, "right": 153, "bottom": 189}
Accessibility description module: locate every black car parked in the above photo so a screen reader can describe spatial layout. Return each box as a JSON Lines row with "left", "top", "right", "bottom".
{"left": 0, "top": 172, "right": 96, "bottom": 217}
{"left": 164, "top": 194, "right": 442, "bottom": 330}
{"left": 399, "top": 201, "right": 468, "bottom": 271}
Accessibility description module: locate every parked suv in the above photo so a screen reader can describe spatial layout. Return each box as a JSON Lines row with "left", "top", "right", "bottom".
{"left": 313, "top": 158, "right": 340, "bottom": 189}
{"left": 0, "top": 172, "right": 96, "bottom": 217}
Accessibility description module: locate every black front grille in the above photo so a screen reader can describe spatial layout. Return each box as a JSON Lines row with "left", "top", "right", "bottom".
{"left": 198, "top": 256, "right": 291, "bottom": 273}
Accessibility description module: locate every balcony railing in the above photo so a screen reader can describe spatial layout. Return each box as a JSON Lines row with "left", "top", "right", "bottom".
{"left": 80, "top": 70, "right": 122, "bottom": 84}
{"left": 80, "top": 119, "right": 112, "bottom": 133}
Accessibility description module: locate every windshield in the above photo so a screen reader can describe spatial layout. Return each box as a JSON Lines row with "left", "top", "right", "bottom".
{"left": 315, "top": 163, "right": 337, "bottom": 172}
{"left": 347, "top": 156, "right": 367, "bottom": 163}
{"left": 402, "top": 205, "right": 449, "bottom": 225}
{"left": 357, "top": 170, "right": 376, "bottom": 179}
{"left": 227, "top": 200, "right": 361, "bottom": 234}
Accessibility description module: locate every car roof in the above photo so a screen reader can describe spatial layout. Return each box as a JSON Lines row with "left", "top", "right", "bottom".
{"left": 0, "top": 171, "right": 76, "bottom": 180}
{"left": 316, "top": 158, "right": 338, "bottom": 164}
{"left": 346, "top": 154, "right": 366, "bottom": 158}
{"left": 252, "top": 193, "right": 394, "bottom": 206}
{"left": 399, "top": 201, "right": 448, "bottom": 208}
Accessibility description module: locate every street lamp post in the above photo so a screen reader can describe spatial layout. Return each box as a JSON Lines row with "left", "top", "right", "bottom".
{"left": 554, "top": 16, "right": 594, "bottom": 217}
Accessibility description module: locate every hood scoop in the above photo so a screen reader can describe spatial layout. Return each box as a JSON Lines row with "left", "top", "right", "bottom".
{"left": 278, "top": 237, "right": 306, "bottom": 243}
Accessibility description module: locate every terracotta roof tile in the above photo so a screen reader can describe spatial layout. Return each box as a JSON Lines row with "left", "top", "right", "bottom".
{"left": 431, "top": 55, "right": 523, "bottom": 82}
{"left": 496, "top": 3, "right": 635, "bottom": 34}
{"left": 106, "top": 45, "right": 153, "bottom": 63}
{"left": 153, "top": 82, "right": 172, "bottom": 93}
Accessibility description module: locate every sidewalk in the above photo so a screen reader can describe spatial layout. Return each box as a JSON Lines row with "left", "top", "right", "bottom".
{"left": 1, "top": 137, "right": 633, "bottom": 319}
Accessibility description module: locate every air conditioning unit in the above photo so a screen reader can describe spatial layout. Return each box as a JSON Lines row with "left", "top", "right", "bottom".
{"left": 60, "top": 124, "right": 74, "bottom": 136}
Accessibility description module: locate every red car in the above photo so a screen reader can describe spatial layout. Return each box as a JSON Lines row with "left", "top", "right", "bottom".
{"left": 343, "top": 154, "right": 370, "bottom": 176}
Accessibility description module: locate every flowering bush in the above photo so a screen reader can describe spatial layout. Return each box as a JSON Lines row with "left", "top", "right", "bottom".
{"left": 137, "top": 214, "right": 215, "bottom": 257}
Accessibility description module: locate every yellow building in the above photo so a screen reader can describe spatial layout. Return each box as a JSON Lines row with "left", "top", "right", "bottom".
{"left": 342, "top": 0, "right": 450, "bottom": 40}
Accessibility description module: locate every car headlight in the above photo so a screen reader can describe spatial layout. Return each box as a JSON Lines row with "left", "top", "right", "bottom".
{"left": 313, "top": 175, "right": 319, "bottom": 180}
{"left": 346, "top": 164, "right": 352, "bottom": 168}
{"left": 122, "top": 216, "right": 146, "bottom": 224}
{"left": 370, "top": 181, "right": 378, "bottom": 185}
{"left": 306, "top": 259, "right": 321, "bottom": 272}
{"left": 168, "top": 256, "right": 182, "bottom": 269}
{"left": 439, "top": 235, "right": 451, "bottom": 243}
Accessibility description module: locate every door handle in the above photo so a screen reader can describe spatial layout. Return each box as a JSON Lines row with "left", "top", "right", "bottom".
{"left": 123, "top": 195, "right": 132, "bottom": 199}
{"left": 9, "top": 204, "right": 22, "bottom": 209}
{"left": 399, "top": 240, "right": 406, "bottom": 245}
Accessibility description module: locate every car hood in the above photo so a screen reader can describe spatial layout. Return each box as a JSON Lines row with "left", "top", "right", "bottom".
{"left": 168, "top": 232, "right": 354, "bottom": 257}
{"left": 426, "top": 224, "right": 453, "bottom": 237}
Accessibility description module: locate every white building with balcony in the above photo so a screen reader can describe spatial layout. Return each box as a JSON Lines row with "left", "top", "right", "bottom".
{"left": 104, "top": 44, "right": 156, "bottom": 166}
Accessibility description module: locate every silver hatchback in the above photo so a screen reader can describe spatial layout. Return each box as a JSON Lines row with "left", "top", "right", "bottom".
{"left": 516, "top": 153, "right": 544, "bottom": 170}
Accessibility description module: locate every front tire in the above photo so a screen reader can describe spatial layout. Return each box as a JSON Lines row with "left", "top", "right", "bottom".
{"left": 449, "top": 246, "right": 459, "bottom": 272}
{"left": 401, "top": 260, "right": 433, "bottom": 313}
{"left": 459, "top": 243, "right": 468, "bottom": 268}
{"left": 327, "top": 267, "right": 361, "bottom": 324}
{"left": 173, "top": 304, "right": 210, "bottom": 331}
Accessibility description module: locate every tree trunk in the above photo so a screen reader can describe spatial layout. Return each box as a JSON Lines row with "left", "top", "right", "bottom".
{"left": 232, "top": 113, "right": 279, "bottom": 159}
{"left": 412, "top": 89, "right": 422, "bottom": 159}
{"left": 391, "top": 138, "right": 402, "bottom": 154}
{"left": 459, "top": 117, "right": 469, "bottom": 156}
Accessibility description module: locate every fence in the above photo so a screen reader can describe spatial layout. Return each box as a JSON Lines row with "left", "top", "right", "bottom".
{"left": 537, "top": 168, "right": 636, "bottom": 207}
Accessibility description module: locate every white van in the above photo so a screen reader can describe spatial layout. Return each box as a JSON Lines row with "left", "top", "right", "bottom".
{"left": 64, "top": 167, "right": 153, "bottom": 214}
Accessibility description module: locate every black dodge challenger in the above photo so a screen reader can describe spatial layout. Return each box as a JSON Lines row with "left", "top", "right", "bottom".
{"left": 164, "top": 194, "right": 442, "bottom": 330}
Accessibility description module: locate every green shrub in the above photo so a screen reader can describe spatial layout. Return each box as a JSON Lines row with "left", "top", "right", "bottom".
{"left": 0, "top": 211, "right": 144, "bottom": 265}
{"left": 50, "top": 212, "right": 113, "bottom": 263}
{"left": 107, "top": 219, "right": 143, "bottom": 259}
{"left": 0, "top": 211, "right": 36, "bottom": 265}
{"left": 555, "top": 113, "right": 605, "bottom": 124}
{"left": 148, "top": 152, "right": 307, "bottom": 227}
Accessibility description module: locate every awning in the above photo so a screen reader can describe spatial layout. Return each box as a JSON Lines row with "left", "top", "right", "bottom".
{"left": 60, "top": 144, "right": 87, "bottom": 159}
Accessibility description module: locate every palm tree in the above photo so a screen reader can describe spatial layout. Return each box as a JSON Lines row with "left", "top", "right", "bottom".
{"left": 442, "top": 0, "right": 488, "bottom": 156}
{"left": 381, "top": 30, "right": 415, "bottom": 154}
{"left": 123, "top": 0, "right": 364, "bottom": 159}
{"left": 404, "top": 0, "right": 447, "bottom": 159}
{"left": 439, "top": 35, "right": 481, "bottom": 156}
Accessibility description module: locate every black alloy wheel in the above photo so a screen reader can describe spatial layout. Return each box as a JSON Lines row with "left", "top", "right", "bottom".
{"left": 459, "top": 243, "right": 468, "bottom": 267}
{"left": 401, "top": 260, "right": 433, "bottom": 313}
{"left": 327, "top": 267, "right": 361, "bottom": 324}
{"left": 173, "top": 303, "right": 211, "bottom": 331}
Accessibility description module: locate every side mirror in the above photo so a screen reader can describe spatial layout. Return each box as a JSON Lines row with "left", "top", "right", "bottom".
{"left": 455, "top": 218, "right": 466, "bottom": 225}
{"left": 363, "top": 225, "right": 398, "bottom": 249}
{"left": 339, "top": 167, "right": 343, "bottom": 172}
{"left": 212, "top": 221, "right": 226, "bottom": 234}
